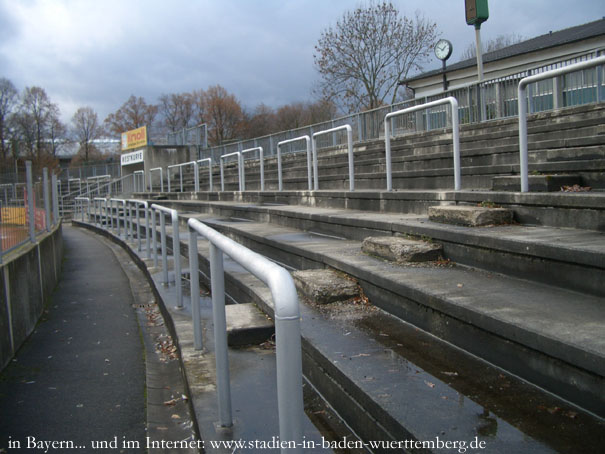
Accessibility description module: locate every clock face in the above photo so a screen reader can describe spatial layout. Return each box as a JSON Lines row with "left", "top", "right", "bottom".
{"left": 435, "top": 39, "right": 452, "bottom": 61}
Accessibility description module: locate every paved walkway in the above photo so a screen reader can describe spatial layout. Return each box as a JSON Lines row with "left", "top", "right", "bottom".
{"left": 0, "top": 226, "right": 146, "bottom": 452}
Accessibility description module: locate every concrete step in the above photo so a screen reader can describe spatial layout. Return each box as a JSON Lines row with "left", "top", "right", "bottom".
{"left": 174, "top": 212, "right": 605, "bottom": 418}
{"left": 126, "top": 216, "right": 604, "bottom": 452}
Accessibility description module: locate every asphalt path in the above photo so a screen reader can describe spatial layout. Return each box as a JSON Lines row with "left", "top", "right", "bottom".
{"left": 0, "top": 226, "right": 146, "bottom": 453}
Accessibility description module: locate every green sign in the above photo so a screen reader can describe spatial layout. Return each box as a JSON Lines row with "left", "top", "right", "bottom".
{"left": 465, "top": 0, "right": 489, "bottom": 27}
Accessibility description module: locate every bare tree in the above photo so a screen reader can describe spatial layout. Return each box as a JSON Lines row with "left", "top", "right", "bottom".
{"left": 72, "top": 107, "right": 102, "bottom": 163}
{"left": 13, "top": 86, "right": 63, "bottom": 160}
{"left": 0, "top": 78, "right": 18, "bottom": 163}
{"left": 158, "top": 92, "right": 195, "bottom": 133}
{"left": 104, "top": 95, "right": 158, "bottom": 136}
{"left": 460, "top": 33, "right": 525, "bottom": 60}
{"left": 314, "top": 2, "right": 437, "bottom": 113}
{"left": 202, "top": 85, "right": 244, "bottom": 146}
{"left": 242, "top": 103, "right": 276, "bottom": 139}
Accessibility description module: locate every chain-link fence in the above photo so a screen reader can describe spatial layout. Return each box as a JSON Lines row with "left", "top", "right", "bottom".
{"left": 0, "top": 162, "right": 61, "bottom": 263}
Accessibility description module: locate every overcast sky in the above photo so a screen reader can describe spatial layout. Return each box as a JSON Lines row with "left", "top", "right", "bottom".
{"left": 1, "top": 0, "right": 603, "bottom": 124}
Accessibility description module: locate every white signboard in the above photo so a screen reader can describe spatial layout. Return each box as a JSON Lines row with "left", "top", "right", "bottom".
{"left": 121, "top": 150, "right": 144, "bottom": 166}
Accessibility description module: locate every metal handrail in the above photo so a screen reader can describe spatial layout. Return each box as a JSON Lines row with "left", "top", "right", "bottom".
{"left": 109, "top": 198, "right": 127, "bottom": 237}
{"left": 151, "top": 204, "right": 183, "bottom": 308}
{"left": 240, "top": 147, "right": 264, "bottom": 191}
{"left": 93, "top": 197, "right": 107, "bottom": 227}
{"left": 187, "top": 217, "right": 303, "bottom": 450}
{"left": 133, "top": 170, "right": 145, "bottom": 193}
{"left": 219, "top": 151, "right": 242, "bottom": 191}
{"left": 127, "top": 200, "right": 151, "bottom": 258}
{"left": 518, "top": 55, "right": 605, "bottom": 192}
{"left": 167, "top": 161, "right": 199, "bottom": 193}
{"left": 149, "top": 167, "right": 164, "bottom": 193}
{"left": 74, "top": 197, "right": 90, "bottom": 222}
{"left": 277, "top": 136, "right": 311, "bottom": 191}
{"left": 312, "top": 125, "right": 354, "bottom": 191}
{"left": 196, "top": 158, "right": 213, "bottom": 192}
{"left": 384, "top": 97, "right": 460, "bottom": 191}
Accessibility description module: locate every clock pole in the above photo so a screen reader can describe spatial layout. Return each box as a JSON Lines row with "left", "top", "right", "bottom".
{"left": 442, "top": 60, "right": 448, "bottom": 91}
{"left": 475, "top": 24, "right": 484, "bottom": 82}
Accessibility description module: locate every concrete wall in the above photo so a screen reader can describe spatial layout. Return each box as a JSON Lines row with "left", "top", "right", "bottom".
{"left": 0, "top": 223, "right": 63, "bottom": 371}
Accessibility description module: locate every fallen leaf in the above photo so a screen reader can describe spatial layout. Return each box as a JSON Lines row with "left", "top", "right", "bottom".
{"left": 442, "top": 371, "right": 458, "bottom": 377}
{"left": 424, "top": 381, "right": 436, "bottom": 388}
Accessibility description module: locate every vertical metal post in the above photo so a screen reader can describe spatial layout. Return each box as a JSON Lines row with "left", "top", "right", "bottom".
{"left": 385, "top": 119, "right": 393, "bottom": 191}
{"left": 179, "top": 166, "right": 183, "bottom": 192}
{"left": 152, "top": 209, "right": 158, "bottom": 268}
{"left": 553, "top": 76, "right": 563, "bottom": 110}
{"left": 220, "top": 159, "right": 225, "bottom": 191}
{"left": 209, "top": 243, "right": 233, "bottom": 427}
{"left": 194, "top": 161, "right": 200, "bottom": 192}
{"left": 519, "top": 84, "right": 529, "bottom": 192}
{"left": 43, "top": 168, "right": 51, "bottom": 232}
{"left": 259, "top": 149, "right": 264, "bottom": 191}
{"left": 277, "top": 146, "right": 283, "bottom": 191}
{"left": 52, "top": 174, "right": 59, "bottom": 225}
{"left": 346, "top": 126, "right": 354, "bottom": 192}
{"left": 188, "top": 229, "right": 203, "bottom": 350}
{"left": 239, "top": 153, "right": 245, "bottom": 191}
{"left": 159, "top": 211, "right": 168, "bottom": 285}
{"left": 172, "top": 211, "right": 183, "bottom": 308}
{"left": 26, "top": 161, "right": 35, "bottom": 243}
{"left": 145, "top": 205, "right": 151, "bottom": 260}
{"left": 136, "top": 204, "right": 141, "bottom": 252}
{"left": 475, "top": 25, "right": 484, "bottom": 82}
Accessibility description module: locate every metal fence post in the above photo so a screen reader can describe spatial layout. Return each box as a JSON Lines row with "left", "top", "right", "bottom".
{"left": 136, "top": 203, "right": 141, "bottom": 252}
{"left": 151, "top": 209, "right": 158, "bottom": 268}
{"left": 159, "top": 211, "right": 168, "bottom": 285}
{"left": 43, "top": 168, "right": 51, "bottom": 232}
{"left": 210, "top": 242, "right": 233, "bottom": 427}
{"left": 51, "top": 173, "right": 59, "bottom": 225}
{"left": 171, "top": 210, "right": 183, "bottom": 308}
{"left": 26, "top": 161, "right": 35, "bottom": 243}
{"left": 188, "top": 229, "right": 203, "bottom": 350}
{"left": 144, "top": 204, "right": 151, "bottom": 260}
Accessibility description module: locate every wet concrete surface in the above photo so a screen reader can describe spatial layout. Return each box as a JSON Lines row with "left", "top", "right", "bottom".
{"left": 76, "top": 216, "right": 605, "bottom": 454}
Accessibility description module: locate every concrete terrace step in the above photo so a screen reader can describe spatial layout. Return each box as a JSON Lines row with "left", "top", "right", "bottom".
{"left": 116, "top": 215, "right": 605, "bottom": 452}
{"left": 173, "top": 212, "right": 605, "bottom": 417}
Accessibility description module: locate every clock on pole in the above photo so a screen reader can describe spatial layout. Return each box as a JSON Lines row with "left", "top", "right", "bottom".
{"left": 434, "top": 39, "right": 453, "bottom": 91}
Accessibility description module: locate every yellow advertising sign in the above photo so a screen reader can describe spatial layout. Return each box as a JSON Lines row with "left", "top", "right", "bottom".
{"left": 121, "top": 125, "right": 148, "bottom": 151}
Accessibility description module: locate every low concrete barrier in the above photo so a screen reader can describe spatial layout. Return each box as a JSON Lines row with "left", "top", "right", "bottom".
{"left": 0, "top": 222, "right": 63, "bottom": 370}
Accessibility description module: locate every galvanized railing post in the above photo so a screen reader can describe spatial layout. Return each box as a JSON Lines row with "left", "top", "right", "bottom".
{"left": 171, "top": 209, "right": 183, "bottom": 307}
{"left": 51, "top": 173, "right": 59, "bottom": 224}
{"left": 151, "top": 208, "right": 158, "bottom": 268}
{"left": 187, "top": 217, "right": 303, "bottom": 452}
{"left": 517, "top": 55, "right": 605, "bottom": 192}
{"left": 151, "top": 204, "right": 183, "bottom": 308}
{"left": 197, "top": 158, "right": 213, "bottom": 192}
{"left": 188, "top": 229, "right": 203, "bottom": 350}
{"left": 209, "top": 242, "right": 232, "bottom": 426}
{"left": 159, "top": 211, "right": 168, "bottom": 284}
{"left": 135, "top": 203, "right": 141, "bottom": 251}
{"left": 220, "top": 152, "right": 242, "bottom": 191}
{"left": 240, "top": 147, "right": 264, "bottom": 191}
{"left": 312, "top": 125, "right": 354, "bottom": 191}
{"left": 26, "top": 161, "right": 35, "bottom": 243}
{"left": 384, "top": 97, "right": 460, "bottom": 191}
{"left": 43, "top": 168, "right": 51, "bottom": 232}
